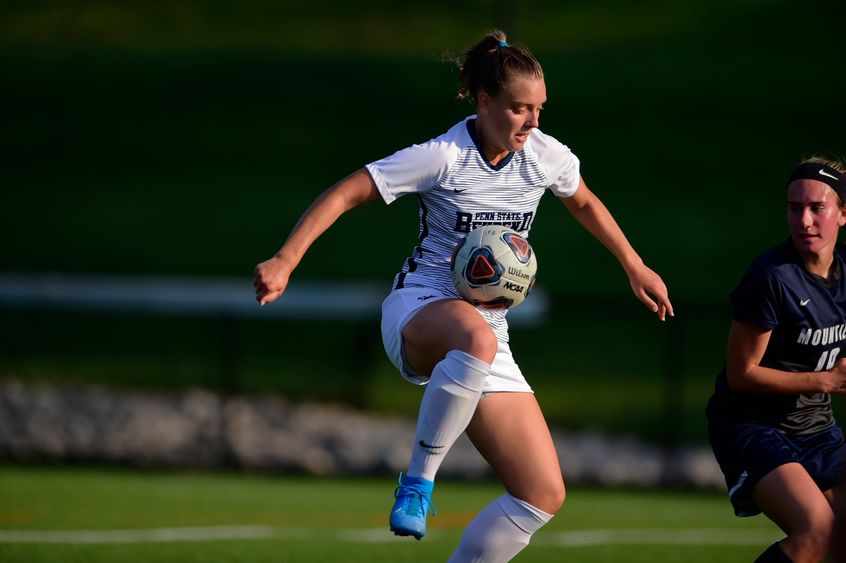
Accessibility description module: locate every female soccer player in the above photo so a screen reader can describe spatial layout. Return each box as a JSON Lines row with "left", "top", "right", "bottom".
{"left": 706, "top": 156, "right": 846, "bottom": 563}
{"left": 254, "top": 30, "right": 673, "bottom": 561}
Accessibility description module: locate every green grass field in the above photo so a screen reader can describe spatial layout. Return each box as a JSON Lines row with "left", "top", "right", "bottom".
{"left": 0, "top": 465, "right": 781, "bottom": 562}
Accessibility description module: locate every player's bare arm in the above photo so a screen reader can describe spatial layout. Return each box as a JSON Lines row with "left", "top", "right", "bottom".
{"left": 253, "top": 169, "right": 380, "bottom": 305}
{"left": 559, "top": 178, "right": 674, "bottom": 320}
{"left": 726, "top": 320, "right": 846, "bottom": 394}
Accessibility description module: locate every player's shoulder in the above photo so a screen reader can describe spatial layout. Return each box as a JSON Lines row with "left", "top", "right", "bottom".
{"left": 524, "top": 127, "right": 572, "bottom": 157}
{"left": 366, "top": 117, "right": 477, "bottom": 200}
{"left": 369, "top": 117, "right": 471, "bottom": 172}
{"left": 731, "top": 242, "right": 797, "bottom": 308}
{"left": 743, "top": 240, "right": 802, "bottom": 284}
{"left": 399, "top": 116, "right": 474, "bottom": 167}
{"left": 422, "top": 116, "right": 475, "bottom": 151}
{"left": 523, "top": 127, "right": 580, "bottom": 196}
{"left": 523, "top": 127, "right": 579, "bottom": 173}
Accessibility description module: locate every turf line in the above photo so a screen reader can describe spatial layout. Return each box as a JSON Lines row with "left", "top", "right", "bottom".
{"left": 537, "top": 528, "right": 781, "bottom": 546}
{"left": 0, "top": 526, "right": 780, "bottom": 545}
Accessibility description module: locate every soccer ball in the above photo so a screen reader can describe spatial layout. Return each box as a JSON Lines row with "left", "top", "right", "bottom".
{"left": 450, "top": 225, "right": 537, "bottom": 310}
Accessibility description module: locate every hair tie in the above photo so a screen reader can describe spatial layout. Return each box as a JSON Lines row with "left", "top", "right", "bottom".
{"left": 498, "top": 41, "right": 509, "bottom": 48}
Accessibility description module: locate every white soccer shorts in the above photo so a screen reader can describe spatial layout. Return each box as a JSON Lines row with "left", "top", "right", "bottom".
{"left": 380, "top": 286, "right": 533, "bottom": 394}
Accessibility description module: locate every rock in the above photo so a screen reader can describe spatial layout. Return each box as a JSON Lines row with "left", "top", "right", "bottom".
{"left": 0, "top": 378, "right": 725, "bottom": 489}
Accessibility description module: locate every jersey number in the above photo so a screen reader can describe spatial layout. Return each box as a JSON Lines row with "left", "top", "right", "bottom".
{"left": 814, "top": 348, "right": 841, "bottom": 371}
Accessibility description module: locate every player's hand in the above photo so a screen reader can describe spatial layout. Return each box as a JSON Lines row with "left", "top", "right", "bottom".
{"left": 627, "top": 263, "right": 674, "bottom": 321}
{"left": 253, "top": 255, "right": 292, "bottom": 306}
{"left": 827, "top": 359, "right": 846, "bottom": 394}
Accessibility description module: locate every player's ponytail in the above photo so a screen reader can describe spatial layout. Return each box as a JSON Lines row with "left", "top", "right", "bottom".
{"left": 452, "top": 30, "right": 543, "bottom": 102}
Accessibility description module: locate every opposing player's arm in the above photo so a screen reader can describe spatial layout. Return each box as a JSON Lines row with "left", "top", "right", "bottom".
{"left": 559, "top": 178, "right": 674, "bottom": 320}
{"left": 253, "top": 169, "right": 381, "bottom": 305}
{"left": 726, "top": 320, "right": 846, "bottom": 394}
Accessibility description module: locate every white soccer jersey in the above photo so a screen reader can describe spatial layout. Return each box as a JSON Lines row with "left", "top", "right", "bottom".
{"left": 366, "top": 115, "right": 580, "bottom": 342}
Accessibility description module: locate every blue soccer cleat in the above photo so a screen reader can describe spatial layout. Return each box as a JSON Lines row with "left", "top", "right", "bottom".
{"left": 389, "top": 473, "right": 436, "bottom": 540}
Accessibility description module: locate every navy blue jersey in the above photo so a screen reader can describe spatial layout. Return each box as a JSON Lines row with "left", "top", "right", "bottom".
{"left": 707, "top": 241, "right": 846, "bottom": 434}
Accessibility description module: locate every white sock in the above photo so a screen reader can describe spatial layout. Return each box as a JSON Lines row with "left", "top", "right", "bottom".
{"left": 407, "top": 350, "right": 489, "bottom": 481}
{"left": 447, "top": 493, "right": 553, "bottom": 563}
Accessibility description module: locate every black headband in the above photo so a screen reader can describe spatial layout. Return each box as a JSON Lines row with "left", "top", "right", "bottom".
{"left": 788, "top": 162, "right": 846, "bottom": 203}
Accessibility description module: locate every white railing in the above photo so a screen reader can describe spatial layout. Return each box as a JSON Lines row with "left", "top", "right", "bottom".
{"left": 0, "top": 272, "right": 547, "bottom": 325}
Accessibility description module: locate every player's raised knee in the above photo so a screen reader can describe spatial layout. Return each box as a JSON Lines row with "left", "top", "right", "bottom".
{"left": 516, "top": 479, "right": 565, "bottom": 515}
{"left": 451, "top": 322, "right": 497, "bottom": 364}
{"left": 538, "top": 480, "right": 566, "bottom": 515}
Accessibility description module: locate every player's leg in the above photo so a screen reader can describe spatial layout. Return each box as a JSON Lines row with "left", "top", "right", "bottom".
{"left": 390, "top": 298, "right": 497, "bottom": 539}
{"left": 448, "top": 392, "right": 563, "bottom": 562}
{"left": 830, "top": 483, "right": 846, "bottom": 563}
{"left": 753, "top": 462, "right": 834, "bottom": 563}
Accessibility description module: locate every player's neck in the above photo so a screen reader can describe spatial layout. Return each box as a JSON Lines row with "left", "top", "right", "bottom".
{"left": 470, "top": 119, "right": 509, "bottom": 166}
{"left": 484, "top": 146, "right": 509, "bottom": 166}
{"left": 802, "top": 250, "right": 836, "bottom": 279}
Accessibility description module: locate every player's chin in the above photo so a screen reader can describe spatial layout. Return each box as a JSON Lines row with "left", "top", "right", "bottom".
{"left": 513, "top": 132, "right": 531, "bottom": 147}
{"left": 792, "top": 234, "right": 817, "bottom": 247}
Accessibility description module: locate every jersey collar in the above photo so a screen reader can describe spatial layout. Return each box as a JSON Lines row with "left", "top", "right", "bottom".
{"left": 465, "top": 118, "right": 515, "bottom": 171}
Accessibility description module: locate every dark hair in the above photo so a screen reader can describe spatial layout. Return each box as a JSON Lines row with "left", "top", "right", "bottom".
{"left": 453, "top": 30, "right": 543, "bottom": 102}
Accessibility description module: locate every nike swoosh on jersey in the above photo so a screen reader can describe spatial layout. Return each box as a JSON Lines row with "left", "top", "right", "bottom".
{"left": 800, "top": 298, "right": 811, "bottom": 306}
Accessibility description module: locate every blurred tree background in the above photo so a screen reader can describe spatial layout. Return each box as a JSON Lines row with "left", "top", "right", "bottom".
{"left": 2, "top": 0, "right": 845, "bottom": 445}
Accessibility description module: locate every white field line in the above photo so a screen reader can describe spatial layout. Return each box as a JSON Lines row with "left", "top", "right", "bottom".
{"left": 0, "top": 526, "right": 780, "bottom": 546}
{"left": 536, "top": 528, "right": 781, "bottom": 546}
{"left": 0, "top": 526, "right": 303, "bottom": 544}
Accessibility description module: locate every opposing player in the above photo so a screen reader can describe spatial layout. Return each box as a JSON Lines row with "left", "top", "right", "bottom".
{"left": 706, "top": 156, "right": 846, "bottom": 563}
{"left": 254, "top": 30, "right": 673, "bottom": 561}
